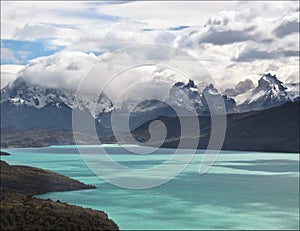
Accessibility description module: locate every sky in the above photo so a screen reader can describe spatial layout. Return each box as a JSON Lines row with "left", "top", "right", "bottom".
{"left": 1, "top": 1, "right": 299, "bottom": 93}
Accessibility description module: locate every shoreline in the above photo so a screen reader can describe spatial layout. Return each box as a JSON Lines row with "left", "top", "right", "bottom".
{"left": 0, "top": 153, "right": 119, "bottom": 230}
{"left": 2, "top": 145, "right": 300, "bottom": 154}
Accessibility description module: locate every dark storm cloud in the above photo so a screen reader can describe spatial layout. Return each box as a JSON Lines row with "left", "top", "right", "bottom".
{"left": 273, "top": 20, "right": 300, "bottom": 38}
{"left": 197, "top": 26, "right": 269, "bottom": 45}
{"left": 233, "top": 48, "right": 299, "bottom": 62}
{"left": 199, "top": 30, "right": 253, "bottom": 45}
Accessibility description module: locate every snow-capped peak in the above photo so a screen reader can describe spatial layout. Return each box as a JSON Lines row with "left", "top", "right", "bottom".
{"left": 203, "top": 84, "right": 219, "bottom": 95}
{"left": 0, "top": 77, "right": 114, "bottom": 117}
{"left": 237, "top": 73, "right": 299, "bottom": 112}
{"left": 257, "top": 73, "right": 286, "bottom": 91}
{"left": 167, "top": 80, "right": 236, "bottom": 114}
{"left": 168, "top": 79, "right": 203, "bottom": 113}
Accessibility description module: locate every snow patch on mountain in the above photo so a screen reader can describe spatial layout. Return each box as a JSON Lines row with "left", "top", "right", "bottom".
{"left": 168, "top": 80, "right": 203, "bottom": 113}
{"left": 1, "top": 71, "right": 299, "bottom": 124}
{"left": 236, "top": 73, "right": 299, "bottom": 112}
{"left": 0, "top": 77, "right": 114, "bottom": 117}
{"left": 167, "top": 80, "right": 236, "bottom": 114}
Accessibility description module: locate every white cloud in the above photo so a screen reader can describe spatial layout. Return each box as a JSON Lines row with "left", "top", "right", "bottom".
{"left": 94, "top": 1, "right": 238, "bottom": 29}
{"left": 1, "top": 1, "right": 91, "bottom": 39}
{"left": 171, "top": 2, "right": 299, "bottom": 89}
{"left": 18, "top": 51, "right": 97, "bottom": 89}
{"left": 235, "top": 1, "right": 299, "bottom": 19}
{"left": 13, "top": 23, "right": 58, "bottom": 40}
{"left": 10, "top": 48, "right": 205, "bottom": 108}
{"left": 67, "top": 23, "right": 154, "bottom": 52}
{"left": 1, "top": 64, "right": 25, "bottom": 88}
{"left": 1, "top": 0, "right": 299, "bottom": 92}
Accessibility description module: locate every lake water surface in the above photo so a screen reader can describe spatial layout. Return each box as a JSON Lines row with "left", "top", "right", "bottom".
{"left": 1, "top": 145, "right": 299, "bottom": 230}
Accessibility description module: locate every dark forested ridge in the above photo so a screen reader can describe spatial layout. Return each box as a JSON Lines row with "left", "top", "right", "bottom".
{"left": 132, "top": 102, "right": 300, "bottom": 153}
{"left": 1, "top": 102, "right": 299, "bottom": 153}
{"left": 0, "top": 160, "right": 119, "bottom": 230}
{"left": 0, "top": 161, "right": 95, "bottom": 194}
{"left": 0, "top": 189, "right": 119, "bottom": 231}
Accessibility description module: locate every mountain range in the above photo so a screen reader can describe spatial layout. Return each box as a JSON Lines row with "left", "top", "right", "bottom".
{"left": 1, "top": 73, "right": 299, "bottom": 152}
{"left": 1, "top": 73, "right": 299, "bottom": 131}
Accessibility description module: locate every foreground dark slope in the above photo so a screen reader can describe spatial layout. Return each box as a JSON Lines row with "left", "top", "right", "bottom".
{"left": 0, "top": 161, "right": 95, "bottom": 194}
{"left": 0, "top": 189, "right": 119, "bottom": 231}
{"left": 132, "top": 102, "right": 300, "bottom": 153}
{"left": 0, "top": 160, "right": 119, "bottom": 230}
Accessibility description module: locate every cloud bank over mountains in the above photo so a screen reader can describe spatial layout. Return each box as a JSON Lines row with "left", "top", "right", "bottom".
{"left": 1, "top": 1, "right": 299, "bottom": 92}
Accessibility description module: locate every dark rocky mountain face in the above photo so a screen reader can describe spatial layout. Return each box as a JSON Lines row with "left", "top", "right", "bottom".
{"left": 1, "top": 77, "right": 76, "bottom": 108}
{"left": 201, "top": 84, "right": 237, "bottom": 114}
{"left": 224, "top": 73, "right": 299, "bottom": 113}
{"left": 0, "top": 77, "right": 112, "bottom": 131}
{"left": 1, "top": 74, "right": 299, "bottom": 136}
{"left": 1, "top": 102, "right": 299, "bottom": 153}
{"left": 167, "top": 80, "right": 237, "bottom": 115}
{"left": 0, "top": 71, "right": 298, "bottom": 154}
{"left": 131, "top": 102, "right": 300, "bottom": 153}
{"left": 238, "top": 73, "right": 292, "bottom": 112}
{"left": 1, "top": 101, "right": 72, "bottom": 130}
{"left": 95, "top": 79, "right": 237, "bottom": 136}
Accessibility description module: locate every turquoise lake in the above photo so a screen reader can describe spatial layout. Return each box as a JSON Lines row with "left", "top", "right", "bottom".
{"left": 1, "top": 145, "right": 299, "bottom": 230}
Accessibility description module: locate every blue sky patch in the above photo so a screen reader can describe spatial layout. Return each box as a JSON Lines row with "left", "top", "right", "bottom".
{"left": 168, "top": 25, "right": 190, "bottom": 31}
{"left": 143, "top": 28, "right": 156, "bottom": 32}
{"left": 144, "top": 25, "right": 190, "bottom": 32}
{"left": 1, "top": 39, "right": 64, "bottom": 65}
